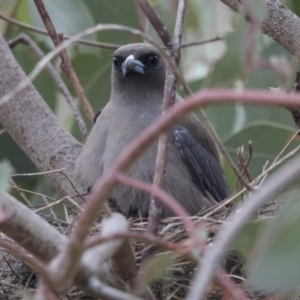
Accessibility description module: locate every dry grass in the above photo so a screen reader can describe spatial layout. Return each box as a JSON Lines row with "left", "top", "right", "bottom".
{"left": 0, "top": 199, "right": 293, "bottom": 299}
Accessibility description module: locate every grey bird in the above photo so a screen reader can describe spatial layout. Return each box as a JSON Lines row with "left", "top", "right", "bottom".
{"left": 74, "top": 43, "right": 230, "bottom": 217}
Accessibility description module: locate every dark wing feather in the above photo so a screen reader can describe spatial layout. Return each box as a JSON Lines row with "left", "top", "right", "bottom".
{"left": 93, "top": 109, "right": 102, "bottom": 124}
{"left": 171, "top": 125, "right": 230, "bottom": 202}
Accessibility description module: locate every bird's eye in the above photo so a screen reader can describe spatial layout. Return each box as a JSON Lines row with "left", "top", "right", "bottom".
{"left": 113, "top": 56, "right": 120, "bottom": 67}
{"left": 147, "top": 54, "right": 159, "bottom": 65}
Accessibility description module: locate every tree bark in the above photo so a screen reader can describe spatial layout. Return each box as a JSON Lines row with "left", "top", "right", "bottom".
{"left": 0, "top": 35, "right": 83, "bottom": 196}
{"left": 220, "top": 0, "right": 300, "bottom": 58}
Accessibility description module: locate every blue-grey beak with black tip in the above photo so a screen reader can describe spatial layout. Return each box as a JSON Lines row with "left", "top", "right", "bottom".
{"left": 121, "top": 55, "right": 145, "bottom": 76}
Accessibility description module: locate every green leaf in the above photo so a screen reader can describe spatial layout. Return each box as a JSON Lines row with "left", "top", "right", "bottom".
{"left": 206, "top": 30, "right": 247, "bottom": 87}
{"left": 141, "top": 252, "right": 176, "bottom": 284}
{"left": 224, "top": 122, "right": 298, "bottom": 176}
{"left": 231, "top": 220, "right": 265, "bottom": 255}
{"left": 27, "top": 0, "right": 97, "bottom": 55}
{"left": 0, "top": 160, "right": 14, "bottom": 192}
{"left": 248, "top": 194, "right": 300, "bottom": 291}
{"left": 247, "top": 0, "right": 267, "bottom": 22}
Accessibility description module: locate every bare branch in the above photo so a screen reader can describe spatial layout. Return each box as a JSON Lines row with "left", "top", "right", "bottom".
{"left": 81, "top": 277, "right": 144, "bottom": 300}
{"left": 0, "top": 24, "right": 160, "bottom": 108}
{"left": 181, "top": 36, "right": 223, "bottom": 48}
{"left": 0, "top": 238, "right": 49, "bottom": 281}
{"left": 49, "top": 213, "right": 136, "bottom": 293}
{"left": 135, "top": 0, "right": 172, "bottom": 47}
{"left": 0, "top": 192, "right": 137, "bottom": 297}
{"left": 0, "top": 11, "right": 121, "bottom": 50}
{"left": 220, "top": 0, "right": 300, "bottom": 58}
{"left": 8, "top": 33, "right": 88, "bottom": 141}
{"left": 33, "top": 0, "right": 94, "bottom": 124}
{"left": 60, "top": 88, "right": 300, "bottom": 290}
{"left": 0, "top": 191, "right": 67, "bottom": 262}
{"left": 172, "top": 0, "right": 186, "bottom": 62}
{"left": 186, "top": 152, "right": 300, "bottom": 300}
{"left": 114, "top": 172, "right": 202, "bottom": 244}
{"left": 0, "top": 35, "right": 83, "bottom": 196}
{"left": 1, "top": 0, "right": 21, "bottom": 37}
{"left": 143, "top": 0, "right": 187, "bottom": 241}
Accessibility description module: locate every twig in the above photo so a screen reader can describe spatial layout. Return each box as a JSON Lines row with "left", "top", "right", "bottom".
{"left": 204, "top": 133, "right": 300, "bottom": 218}
{"left": 33, "top": 0, "right": 94, "bottom": 124}
{"left": 49, "top": 213, "right": 135, "bottom": 294}
{"left": 172, "top": 0, "right": 186, "bottom": 63}
{"left": 66, "top": 88, "right": 300, "bottom": 259}
{"left": 180, "top": 36, "right": 223, "bottom": 48}
{"left": 33, "top": 196, "right": 67, "bottom": 213}
{"left": 60, "top": 171, "right": 86, "bottom": 203}
{"left": 10, "top": 168, "right": 65, "bottom": 177}
{"left": 185, "top": 152, "right": 300, "bottom": 300}
{"left": 8, "top": 33, "right": 88, "bottom": 141}
{"left": 0, "top": 11, "right": 223, "bottom": 51}
{"left": 220, "top": 0, "right": 300, "bottom": 59}
{"left": 0, "top": 12, "right": 121, "bottom": 50}
{"left": 134, "top": 2, "right": 251, "bottom": 191}
{"left": 1, "top": 0, "right": 20, "bottom": 37}
{"left": 8, "top": 177, "right": 32, "bottom": 207}
{"left": 256, "top": 128, "right": 300, "bottom": 187}
{"left": 83, "top": 277, "right": 144, "bottom": 300}
{"left": 146, "top": 0, "right": 186, "bottom": 243}
{"left": 0, "top": 238, "right": 52, "bottom": 286}
{"left": 135, "top": 0, "right": 172, "bottom": 47}
{"left": 86, "top": 231, "right": 180, "bottom": 251}
{"left": 114, "top": 173, "right": 248, "bottom": 299}
{"left": 0, "top": 24, "right": 160, "bottom": 107}
{"left": 62, "top": 89, "right": 300, "bottom": 298}
{"left": 114, "top": 172, "right": 201, "bottom": 245}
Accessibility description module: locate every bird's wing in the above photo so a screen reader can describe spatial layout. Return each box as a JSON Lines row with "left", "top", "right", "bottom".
{"left": 171, "top": 125, "right": 230, "bottom": 202}
{"left": 93, "top": 109, "right": 102, "bottom": 124}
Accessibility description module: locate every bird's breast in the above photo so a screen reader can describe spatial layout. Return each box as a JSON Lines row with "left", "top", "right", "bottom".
{"left": 100, "top": 102, "right": 161, "bottom": 171}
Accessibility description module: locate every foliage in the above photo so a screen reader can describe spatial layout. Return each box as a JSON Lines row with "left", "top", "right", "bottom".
{"left": 1, "top": 0, "right": 300, "bottom": 297}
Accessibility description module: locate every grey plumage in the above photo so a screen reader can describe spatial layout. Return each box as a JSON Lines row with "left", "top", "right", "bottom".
{"left": 74, "top": 43, "right": 230, "bottom": 217}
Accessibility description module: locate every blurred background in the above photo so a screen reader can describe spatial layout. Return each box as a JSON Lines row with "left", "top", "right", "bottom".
{"left": 0, "top": 0, "right": 299, "bottom": 203}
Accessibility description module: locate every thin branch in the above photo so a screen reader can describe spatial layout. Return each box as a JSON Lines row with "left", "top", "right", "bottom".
{"left": 70, "top": 88, "right": 300, "bottom": 244}
{"left": 185, "top": 152, "right": 300, "bottom": 300}
{"left": 0, "top": 24, "right": 160, "bottom": 107}
{"left": 82, "top": 277, "right": 144, "bottom": 300}
{"left": 1, "top": 0, "right": 20, "bottom": 37}
{"left": 86, "top": 232, "right": 180, "bottom": 252}
{"left": 0, "top": 238, "right": 51, "bottom": 284}
{"left": 146, "top": 0, "right": 186, "bottom": 243}
{"left": 0, "top": 12, "right": 121, "bottom": 50}
{"left": 220, "top": 0, "right": 300, "bottom": 59}
{"left": 8, "top": 33, "right": 88, "bottom": 141}
{"left": 10, "top": 168, "right": 65, "bottom": 177}
{"left": 134, "top": 1, "right": 252, "bottom": 191}
{"left": 172, "top": 0, "right": 186, "bottom": 62}
{"left": 0, "top": 11, "right": 222, "bottom": 51}
{"left": 114, "top": 173, "right": 248, "bottom": 299}
{"left": 54, "top": 88, "right": 300, "bottom": 297}
{"left": 0, "top": 192, "right": 136, "bottom": 297}
{"left": 0, "top": 191, "right": 67, "bottom": 263}
{"left": 180, "top": 36, "right": 223, "bottom": 48}
{"left": 114, "top": 172, "right": 202, "bottom": 246}
{"left": 33, "top": 0, "right": 94, "bottom": 124}
{"left": 135, "top": 0, "right": 172, "bottom": 47}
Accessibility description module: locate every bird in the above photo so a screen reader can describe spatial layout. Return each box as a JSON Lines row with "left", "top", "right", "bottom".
{"left": 74, "top": 43, "right": 230, "bottom": 218}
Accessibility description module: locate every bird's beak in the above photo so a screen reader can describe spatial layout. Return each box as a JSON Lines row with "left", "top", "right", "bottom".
{"left": 121, "top": 55, "right": 145, "bottom": 76}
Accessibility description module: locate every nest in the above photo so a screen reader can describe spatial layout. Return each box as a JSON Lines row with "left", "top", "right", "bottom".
{"left": 0, "top": 200, "right": 292, "bottom": 300}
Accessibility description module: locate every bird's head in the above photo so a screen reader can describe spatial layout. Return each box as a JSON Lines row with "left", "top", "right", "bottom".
{"left": 111, "top": 43, "right": 166, "bottom": 99}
